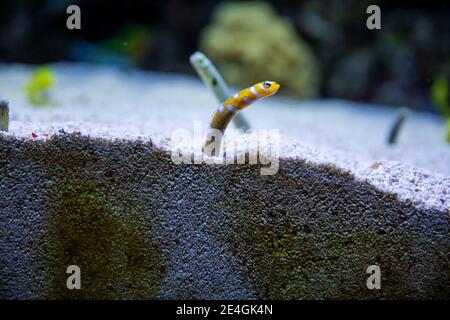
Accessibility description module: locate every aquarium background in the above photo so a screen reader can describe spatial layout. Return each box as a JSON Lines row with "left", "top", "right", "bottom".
{"left": 0, "top": 0, "right": 449, "bottom": 114}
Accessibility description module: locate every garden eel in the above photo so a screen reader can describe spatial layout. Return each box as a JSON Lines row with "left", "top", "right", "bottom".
{"left": 189, "top": 52, "right": 251, "bottom": 130}
{"left": 387, "top": 107, "right": 410, "bottom": 144}
{"left": 204, "top": 81, "right": 280, "bottom": 155}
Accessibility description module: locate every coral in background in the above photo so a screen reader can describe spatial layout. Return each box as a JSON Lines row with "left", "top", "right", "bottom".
{"left": 199, "top": 2, "right": 320, "bottom": 98}
{"left": 431, "top": 75, "right": 450, "bottom": 142}
{"left": 0, "top": 100, "right": 8, "bottom": 132}
{"left": 431, "top": 75, "right": 450, "bottom": 118}
{"left": 446, "top": 119, "right": 450, "bottom": 143}
{"left": 25, "top": 66, "right": 55, "bottom": 106}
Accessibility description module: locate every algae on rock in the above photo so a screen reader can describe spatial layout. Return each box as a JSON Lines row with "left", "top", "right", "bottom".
{"left": 200, "top": 2, "right": 320, "bottom": 98}
{"left": 42, "top": 178, "right": 164, "bottom": 299}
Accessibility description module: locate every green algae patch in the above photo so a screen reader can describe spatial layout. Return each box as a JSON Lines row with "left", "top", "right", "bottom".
{"left": 216, "top": 161, "right": 448, "bottom": 299}
{"left": 236, "top": 206, "right": 419, "bottom": 299}
{"left": 25, "top": 66, "right": 55, "bottom": 106}
{"left": 42, "top": 178, "right": 163, "bottom": 299}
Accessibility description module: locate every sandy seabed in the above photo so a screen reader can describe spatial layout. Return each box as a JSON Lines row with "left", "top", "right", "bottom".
{"left": 0, "top": 63, "right": 448, "bottom": 299}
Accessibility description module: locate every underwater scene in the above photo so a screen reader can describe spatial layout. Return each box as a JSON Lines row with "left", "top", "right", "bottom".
{"left": 0, "top": 0, "right": 449, "bottom": 304}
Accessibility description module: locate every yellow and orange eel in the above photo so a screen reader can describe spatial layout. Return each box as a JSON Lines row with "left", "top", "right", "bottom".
{"left": 205, "top": 81, "right": 280, "bottom": 154}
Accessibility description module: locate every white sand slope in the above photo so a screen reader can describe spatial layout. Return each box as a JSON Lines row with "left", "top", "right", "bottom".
{"left": 0, "top": 63, "right": 449, "bottom": 299}
{"left": 0, "top": 63, "right": 448, "bottom": 212}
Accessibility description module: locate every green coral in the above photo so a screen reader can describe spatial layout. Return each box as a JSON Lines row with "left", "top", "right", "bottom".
{"left": 431, "top": 75, "right": 450, "bottom": 118}
{"left": 431, "top": 75, "right": 450, "bottom": 142}
{"left": 25, "top": 66, "right": 55, "bottom": 106}
{"left": 446, "top": 118, "right": 450, "bottom": 143}
{"left": 199, "top": 2, "right": 320, "bottom": 98}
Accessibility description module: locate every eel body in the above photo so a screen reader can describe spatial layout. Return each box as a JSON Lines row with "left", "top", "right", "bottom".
{"left": 205, "top": 81, "right": 280, "bottom": 154}
{"left": 190, "top": 52, "right": 251, "bottom": 130}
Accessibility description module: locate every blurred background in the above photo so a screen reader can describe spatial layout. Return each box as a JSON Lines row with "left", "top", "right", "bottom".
{"left": 0, "top": 0, "right": 449, "bottom": 115}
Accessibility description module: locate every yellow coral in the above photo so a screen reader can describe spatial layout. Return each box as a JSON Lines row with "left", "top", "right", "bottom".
{"left": 200, "top": 2, "right": 320, "bottom": 98}
{"left": 25, "top": 66, "right": 55, "bottom": 106}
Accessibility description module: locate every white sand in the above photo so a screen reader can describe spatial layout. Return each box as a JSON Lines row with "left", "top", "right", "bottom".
{"left": 0, "top": 63, "right": 449, "bottom": 212}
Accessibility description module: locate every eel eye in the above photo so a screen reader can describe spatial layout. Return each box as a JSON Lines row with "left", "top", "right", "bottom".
{"left": 264, "top": 81, "right": 271, "bottom": 88}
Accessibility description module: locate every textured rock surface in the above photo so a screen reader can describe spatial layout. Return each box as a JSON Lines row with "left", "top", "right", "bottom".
{"left": 0, "top": 63, "right": 449, "bottom": 299}
{"left": 0, "top": 134, "right": 449, "bottom": 299}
